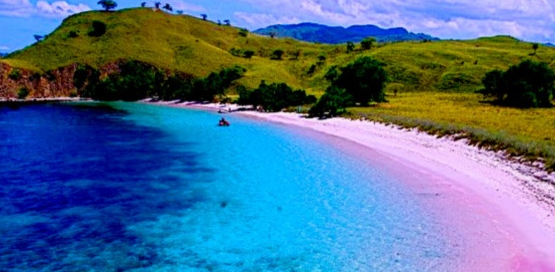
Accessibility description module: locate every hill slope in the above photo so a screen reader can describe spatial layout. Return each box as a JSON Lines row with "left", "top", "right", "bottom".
{"left": 2, "top": 8, "right": 555, "bottom": 97}
{"left": 254, "top": 23, "right": 438, "bottom": 44}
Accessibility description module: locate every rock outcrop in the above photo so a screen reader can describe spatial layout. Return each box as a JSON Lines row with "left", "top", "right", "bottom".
{"left": 0, "top": 62, "right": 79, "bottom": 99}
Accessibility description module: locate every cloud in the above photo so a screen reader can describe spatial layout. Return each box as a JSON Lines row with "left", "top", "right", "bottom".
{"left": 234, "top": 0, "right": 555, "bottom": 42}
{"left": 165, "top": 0, "right": 204, "bottom": 12}
{"left": 234, "top": 12, "right": 300, "bottom": 28}
{"left": 0, "top": 0, "right": 33, "bottom": 17}
{"left": 0, "top": 45, "right": 9, "bottom": 51}
{"left": 0, "top": 0, "right": 90, "bottom": 18}
{"left": 36, "top": 1, "right": 90, "bottom": 18}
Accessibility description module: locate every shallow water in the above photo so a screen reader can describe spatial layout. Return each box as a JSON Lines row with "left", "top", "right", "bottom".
{"left": 1, "top": 102, "right": 467, "bottom": 271}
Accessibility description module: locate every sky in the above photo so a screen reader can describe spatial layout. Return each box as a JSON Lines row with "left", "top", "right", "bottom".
{"left": 1, "top": 0, "right": 555, "bottom": 52}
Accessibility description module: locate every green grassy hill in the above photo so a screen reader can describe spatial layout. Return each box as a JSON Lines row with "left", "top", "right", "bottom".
{"left": 3, "top": 8, "right": 336, "bottom": 92}
{"left": 5, "top": 8, "right": 555, "bottom": 94}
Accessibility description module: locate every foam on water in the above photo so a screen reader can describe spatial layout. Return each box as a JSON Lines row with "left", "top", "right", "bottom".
{"left": 1, "top": 102, "right": 466, "bottom": 271}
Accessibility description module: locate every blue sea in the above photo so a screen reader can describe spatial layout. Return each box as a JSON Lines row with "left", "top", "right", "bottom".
{"left": 0, "top": 102, "right": 465, "bottom": 271}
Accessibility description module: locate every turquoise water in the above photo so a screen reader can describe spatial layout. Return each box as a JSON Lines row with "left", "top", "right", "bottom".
{"left": 0, "top": 102, "right": 462, "bottom": 271}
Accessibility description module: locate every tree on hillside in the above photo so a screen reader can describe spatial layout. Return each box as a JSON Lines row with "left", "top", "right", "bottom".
{"left": 331, "top": 56, "right": 388, "bottom": 105}
{"left": 346, "top": 41, "right": 355, "bottom": 53}
{"left": 238, "top": 28, "right": 248, "bottom": 37}
{"left": 271, "top": 49, "right": 284, "bottom": 60}
{"left": 269, "top": 31, "right": 277, "bottom": 38}
{"left": 479, "top": 60, "right": 555, "bottom": 108}
{"left": 162, "top": 3, "right": 172, "bottom": 11}
{"left": 33, "top": 35, "right": 43, "bottom": 42}
{"left": 176, "top": 10, "right": 183, "bottom": 14}
{"left": 224, "top": 19, "right": 231, "bottom": 26}
{"left": 200, "top": 14, "right": 207, "bottom": 20}
{"left": 479, "top": 69, "right": 505, "bottom": 101}
{"left": 88, "top": 20, "right": 107, "bottom": 37}
{"left": 309, "top": 86, "right": 352, "bottom": 117}
{"left": 154, "top": 1, "right": 161, "bottom": 8}
{"left": 532, "top": 43, "right": 539, "bottom": 55}
{"left": 243, "top": 50, "right": 255, "bottom": 58}
{"left": 141, "top": 2, "right": 146, "bottom": 7}
{"left": 317, "top": 54, "right": 326, "bottom": 64}
{"left": 97, "top": 0, "right": 117, "bottom": 11}
{"left": 360, "top": 37, "right": 376, "bottom": 50}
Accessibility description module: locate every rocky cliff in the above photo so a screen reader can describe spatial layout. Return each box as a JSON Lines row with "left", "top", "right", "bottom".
{"left": 0, "top": 61, "right": 128, "bottom": 99}
{"left": 0, "top": 62, "right": 78, "bottom": 99}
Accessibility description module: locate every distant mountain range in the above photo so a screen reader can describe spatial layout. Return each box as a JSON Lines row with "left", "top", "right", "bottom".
{"left": 0, "top": 53, "right": 7, "bottom": 57}
{"left": 254, "top": 23, "right": 438, "bottom": 44}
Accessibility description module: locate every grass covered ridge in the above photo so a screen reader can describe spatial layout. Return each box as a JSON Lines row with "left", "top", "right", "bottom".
{"left": 6, "top": 9, "right": 555, "bottom": 94}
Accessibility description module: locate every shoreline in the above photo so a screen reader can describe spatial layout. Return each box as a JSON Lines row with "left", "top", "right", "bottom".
{"left": 149, "top": 100, "right": 555, "bottom": 270}
{"left": 0, "top": 97, "right": 90, "bottom": 104}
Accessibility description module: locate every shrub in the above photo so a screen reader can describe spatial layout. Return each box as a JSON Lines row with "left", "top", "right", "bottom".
{"left": 238, "top": 28, "right": 248, "bottom": 37}
{"left": 8, "top": 69, "right": 21, "bottom": 80}
{"left": 88, "top": 21, "right": 107, "bottom": 37}
{"left": 360, "top": 37, "right": 376, "bottom": 50}
{"left": 229, "top": 47, "right": 242, "bottom": 57}
{"left": 346, "top": 41, "right": 355, "bottom": 53}
{"left": 317, "top": 54, "right": 326, "bottom": 64}
{"left": 271, "top": 49, "right": 284, "bottom": 60}
{"left": 307, "top": 64, "right": 317, "bottom": 75}
{"left": 68, "top": 30, "right": 79, "bottom": 38}
{"left": 243, "top": 50, "right": 255, "bottom": 58}
{"left": 17, "top": 88, "right": 29, "bottom": 99}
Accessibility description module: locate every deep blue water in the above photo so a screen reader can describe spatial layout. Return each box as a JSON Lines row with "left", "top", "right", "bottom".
{"left": 0, "top": 102, "right": 463, "bottom": 271}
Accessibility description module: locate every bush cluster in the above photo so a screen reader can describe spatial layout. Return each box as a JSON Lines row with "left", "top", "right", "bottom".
{"left": 229, "top": 48, "right": 255, "bottom": 58}
{"left": 237, "top": 81, "right": 316, "bottom": 112}
{"left": 8, "top": 69, "right": 21, "bottom": 80}
{"left": 238, "top": 28, "right": 249, "bottom": 37}
{"left": 88, "top": 21, "right": 107, "bottom": 37}
{"left": 17, "top": 88, "right": 29, "bottom": 99}
{"left": 309, "top": 56, "right": 388, "bottom": 117}
{"left": 478, "top": 60, "right": 555, "bottom": 108}
{"left": 74, "top": 61, "right": 245, "bottom": 102}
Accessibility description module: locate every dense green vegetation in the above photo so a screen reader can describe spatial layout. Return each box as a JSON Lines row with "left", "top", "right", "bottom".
{"left": 478, "top": 60, "right": 555, "bottom": 108}
{"left": 309, "top": 86, "right": 352, "bottom": 117}
{"left": 74, "top": 60, "right": 244, "bottom": 101}
{"left": 309, "top": 56, "right": 388, "bottom": 117}
{"left": 17, "top": 88, "right": 29, "bottom": 99}
{"left": 237, "top": 81, "right": 316, "bottom": 112}
{"left": 327, "top": 57, "right": 387, "bottom": 105}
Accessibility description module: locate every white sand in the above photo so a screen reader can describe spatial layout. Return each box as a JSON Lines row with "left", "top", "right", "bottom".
{"left": 151, "top": 101, "right": 555, "bottom": 270}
